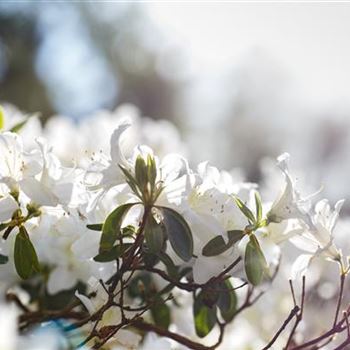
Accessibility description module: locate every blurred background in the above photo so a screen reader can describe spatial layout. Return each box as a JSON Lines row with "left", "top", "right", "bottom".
{"left": 1, "top": 2, "right": 350, "bottom": 208}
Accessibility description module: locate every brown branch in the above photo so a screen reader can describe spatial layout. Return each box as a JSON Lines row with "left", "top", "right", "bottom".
{"left": 285, "top": 276, "right": 306, "bottom": 349}
{"left": 334, "top": 273, "right": 346, "bottom": 327}
{"left": 344, "top": 311, "right": 350, "bottom": 338}
{"left": 6, "top": 292, "right": 30, "bottom": 313}
{"left": 138, "top": 257, "right": 242, "bottom": 294}
{"left": 261, "top": 306, "right": 300, "bottom": 350}
{"left": 132, "top": 319, "right": 225, "bottom": 350}
{"left": 290, "top": 306, "right": 350, "bottom": 350}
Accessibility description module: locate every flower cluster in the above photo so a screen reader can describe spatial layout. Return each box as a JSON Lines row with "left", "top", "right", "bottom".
{"left": 0, "top": 105, "right": 349, "bottom": 350}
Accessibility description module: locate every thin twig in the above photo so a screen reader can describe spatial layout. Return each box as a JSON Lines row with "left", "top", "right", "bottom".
{"left": 285, "top": 276, "right": 306, "bottom": 349}
{"left": 261, "top": 305, "right": 300, "bottom": 350}
{"left": 333, "top": 273, "right": 346, "bottom": 327}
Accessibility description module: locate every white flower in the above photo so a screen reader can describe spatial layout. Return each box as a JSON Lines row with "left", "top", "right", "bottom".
{"left": 20, "top": 138, "right": 74, "bottom": 207}
{"left": 0, "top": 132, "right": 40, "bottom": 193}
{"left": 166, "top": 162, "right": 248, "bottom": 283}
{"left": 267, "top": 153, "right": 311, "bottom": 224}
{"left": 290, "top": 199, "right": 344, "bottom": 278}
{"left": 0, "top": 196, "right": 18, "bottom": 222}
{"left": 0, "top": 303, "right": 18, "bottom": 350}
{"left": 29, "top": 208, "right": 104, "bottom": 294}
{"left": 85, "top": 121, "right": 131, "bottom": 210}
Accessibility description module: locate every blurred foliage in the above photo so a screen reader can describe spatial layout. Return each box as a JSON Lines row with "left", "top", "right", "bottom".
{"left": 0, "top": 3, "right": 178, "bottom": 122}
{"left": 0, "top": 12, "right": 53, "bottom": 120}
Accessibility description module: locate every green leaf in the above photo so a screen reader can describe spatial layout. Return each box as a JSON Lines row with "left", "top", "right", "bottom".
{"left": 0, "top": 106, "right": 4, "bottom": 130}
{"left": 128, "top": 273, "right": 153, "bottom": 299}
{"left": 201, "top": 288, "right": 219, "bottom": 308}
{"left": 10, "top": 119, "right": 28, "bottom": 133}
{"left": 14, "top": 226, "right": 40, "bottom": 279}
{"left": 0, "top": 222, "right": 11, "bottom": 232}
{"left": 202, "top": 230, "right": 244, "bottom": 257}
{"left": 161, "top": 207, "right": 193, "bottom": 262}
{"left": 157, "top": 251, "right": 178, "bottom": 278}
{"left": 202, "top": 236, "right": 227, "bottom": 256}
{"left": 142, "top": 251, "right": 160, "bottom": 268}
{"left": 122, "top": 225, "right": 137, "bottom": 237}
{"left": 135, "top": 155, "right": 148, "bottom": 189}
{"left": 244, "top": 235, "right": 268, "bottom": 286}
{"left": 99, "top": 203, "right": 135, "bottom": 253}
{"left": 145, "top": 215, "right": 166, "bottom": 253}
{"left": 86, "top": 223, "right": 103, "bottom": 231}
{"left": 217, "top": 279, "right": 237, "bottom": 322}
{"left": 255, "top": 191, "right": 263, "bottom": 223}
{"left": 234, "top": 196, "right": 256, "bottom": 224}
{"left": 119, "top": 165, "right": 142, "bottom": 198}
{"left": 193, "top": 292, "right": 217, "bottom": 338}
{"left": 151, "top": 297, "right": 171, "bottom": 329}
{"left": 147, "top": 154, "right": 157, "bottom": 189}
{"left": 0, "top": 254, "right": 8, "bottom": 264}
{"left": 227, "top": 230, "right": 245, "bottom": 243}
{"left": 94, "top": 243, "right": 133, "bottom": 262}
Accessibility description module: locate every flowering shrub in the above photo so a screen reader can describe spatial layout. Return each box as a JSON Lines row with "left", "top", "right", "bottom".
{"left": 0, "top": 105, "right": 349, "bottom": 350}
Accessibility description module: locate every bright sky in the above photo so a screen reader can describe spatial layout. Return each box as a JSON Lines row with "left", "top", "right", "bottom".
{"left": 146, "top": 3, "right": 350, "bottom": 108}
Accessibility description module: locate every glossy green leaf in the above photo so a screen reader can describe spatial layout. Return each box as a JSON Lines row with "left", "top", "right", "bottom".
{"left": 0, "top": 106, "right": 4, "bottom": 130}
{"left": 157, "top": 251, "right": 178, "bottom": 278}
{"left": 10, "top": 120, "right": 28, "bottom": 133}
{"left": 119, "top": 165, "right": 142, "bottom": 198}
{"left": 14, "top": 226, "right": 40, "bottom": 279}
{"left": 202, "top": 230, "right": 244, "bottom": 257}
{"left": 193, "top": 292, "right": 217, "bottom": 338}
{"left": 244, "top": 235, "right": 268, "bottom": 286}
{"left": 151, "top": 296, "right": 171, "bottom": 329}
{"left": 255, "top": 191, "right": 263, "bottom": 223}
{"left": 202, "top": 236, "right": 226, "bottom": 256}
{"left": 99, "top": 203, "right": 135, "bottom": 253}
{"left": 86, "top": 223, "right": 103, "bottom": 231}
{"left": 217, "top": 279, "right": 237, "bottom": 322}
{"left": 0, "top": 254, "right": 8, "bottom": 264}
{"left": 142, "top": 251, "right": 160, "bottom": 268}
{"left": 147, "top": 154, "right": 157, "bottom": 189}
{"left": 145, "top": 215, "right": 166, "bottom": 253}
{"left": 234, "top": 196, "right": 256, "bottom": 224}
{"left": 135, "top": 155, "right": 148, "bottom": 189}
{"left": 94, "top": 243, "right": 133, "bottom": 262}
{"left": 161, "top": 207, "right": 193, "bottom": 262}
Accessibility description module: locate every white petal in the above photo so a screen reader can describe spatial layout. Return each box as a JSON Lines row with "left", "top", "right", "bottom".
{"left": 0, "top": 303, "right": 18, "bottom": 350}
{"left": 47, "top": 267, "right": 77, "bottom": 294}
{"left": 20, "top": 178, "right": 58, "bottom": 207}
{"left": 0, "top": 196, "right": 18, "bottom": 222}
{"left": 71, "top": 231, "right": 100, "bottom": 259}
{"left": 192, "top": 254, "right": 235, "bottom": 284}
{"left": 115, "top": 329, "right": 141, "bottom": 348}
{"left": 276, "top": 152, "right": 290, "bottom": 173}
{"left": 75, "top": 291, "right": 96, "bottom": 315}
{"left": 291, "top": 254, "right": 313, "bottom": 280}
{"left": 140, "top": 333, "right": 172, "bottom": 350}
{"left": 110, "top": 122, "right": 130, "bottom": 164}
{"left": 290, "top": 232, "right": 318, "bottom": 253}
{"left": 258, "top": 237, "right": 280, "bottom": 267}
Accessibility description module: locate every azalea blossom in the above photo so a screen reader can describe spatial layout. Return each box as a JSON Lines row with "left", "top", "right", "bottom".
{"left": 290, "top": 199, "right": 345, "bottom": 278}
{"left": 0, "top": 105, "right": 349, "bottom": 350}
{"left": 266, "top": 153, "right": 312, "bottom": 225}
